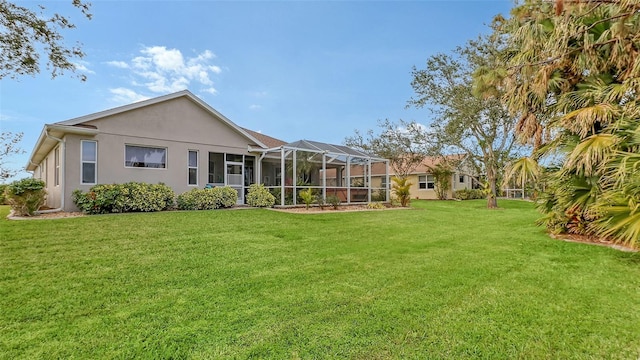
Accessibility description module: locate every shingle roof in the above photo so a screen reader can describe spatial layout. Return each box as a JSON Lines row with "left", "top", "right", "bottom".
{"left": 242, "top": 128, "right": 287, "bottom": 148}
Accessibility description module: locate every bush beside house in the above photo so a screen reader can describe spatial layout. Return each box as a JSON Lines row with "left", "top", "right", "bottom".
{"left": 176, "top": 187, "right": 237, "bottom": 210}
{"left": 453, "top": 188, "right": 485, "bottom": 200}
{"left": 5, "top": 178, "right": 47, "bottom": 216}
{"left": 72, "top": 182, "right": 175, "bottom": 214}
{"left": 246, "top": 184, "right": 276, "bottom": 208}
{"left": 73, "top": 182, "right": 240, "bottom": 214}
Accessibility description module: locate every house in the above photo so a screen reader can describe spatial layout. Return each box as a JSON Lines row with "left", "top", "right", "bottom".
{"left": 26, "top": 90, "right": 389, "bottom": 211}
{"left": 402, "top": 155, "right": 476, "bottom": 200}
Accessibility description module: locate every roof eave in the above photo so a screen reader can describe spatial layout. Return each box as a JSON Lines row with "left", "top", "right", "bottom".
{"left": 26, "top": 124, "right": 99, "bottom": 171}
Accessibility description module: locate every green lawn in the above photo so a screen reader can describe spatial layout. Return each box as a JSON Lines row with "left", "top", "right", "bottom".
{"left": 1, "top": 200, "right": 639, "bottom": 359}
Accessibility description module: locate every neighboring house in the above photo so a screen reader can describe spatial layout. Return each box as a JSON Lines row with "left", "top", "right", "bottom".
{"left": 402, "top": 155, "right": 476, "bottom": 200}
{"left": 26, "top": 90, "right": 389, "bottom": 211}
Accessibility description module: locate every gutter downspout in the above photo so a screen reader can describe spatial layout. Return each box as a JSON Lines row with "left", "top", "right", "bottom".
{"left": 44, "top": 129, "right": 65, "bottom": 212}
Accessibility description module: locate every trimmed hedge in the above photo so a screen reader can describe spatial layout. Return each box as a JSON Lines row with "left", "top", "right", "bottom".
{"left": 72, "top": 182, "right": 175, "bottom": 214}
{"left": 246, "top": 184, "right": 275, "bottom": 208}
{"left": 453, "top": 188, "right": 485, "bottom": 200}
{"left": 176, "top": 187, "right": 238, "bottom": 210}
{"left": 5, "top": 178, "right": 46, "bottom": 216}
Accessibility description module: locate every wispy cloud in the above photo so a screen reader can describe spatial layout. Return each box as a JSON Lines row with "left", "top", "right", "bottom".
{"left": 73, "top": 61, "right": 95, "bottom": 75}
{"left": 105, "top": 61, "right": 129, "bottom": 69}
{"left": 109, "top": 88, "right": 150, "bottom": 104}
{"left": 249, "top": 104, "right": 262, "bottom": 110}
{"left": 106, "top": 46, "right": 222, "bottom": 103}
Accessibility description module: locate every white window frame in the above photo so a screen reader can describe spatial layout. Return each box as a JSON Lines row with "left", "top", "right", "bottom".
{"left": 81, "top": 140, "right": 97, "bottom": 185}
{"left": 188, "top": 150, "right": 198, "bottom": 186}
{"left": 54, "top": 146, "right": 60, "bottom": 186}
{"left": 124, "top": 144, "right": 167, "bottom": 169}
{"left": 427, "top": 175, "right": 435, "bottom": 189}
{"left": 418, "top": 174, "right": 435, "bottom": 190}
{"left": 459, "top": 174, "right": 465, "bottom": 183}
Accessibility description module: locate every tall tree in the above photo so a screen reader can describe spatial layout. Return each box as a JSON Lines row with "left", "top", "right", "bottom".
{"left": 493, "top": 0, "right": 640, "bottom": 247}
{"left": 0, "top": 0, "right": 91, "bottom": 80}
{"left": 408, "top": 37, "right": 518, "bottom": 209}
{"left": 345, "top": 119, "right": 430, "bottom": 179}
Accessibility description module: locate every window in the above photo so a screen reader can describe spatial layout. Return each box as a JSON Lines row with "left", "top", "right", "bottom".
{"left": 81, "top": 140, "right": 97, "bottom": 184}
{"left": 125, "top": 145, "right": 166, "bottom": 168}
{"left": 188, "top": 150, "right": 198, "bottom": 185}
{"left": 208, "top": 152, "right": 224, "bottom": 183}
{"left": 54, "top": 147, "right": 60, "bottom": 186}
{"left": 43, "top": 158, "right": 48, "bottom": 183}
{"left": 459, "top": 175, "right": 465, "bottom": 183}
{"left": 418, "top": 175, "right": 435, "bottom": 190}
{"left": 381, "top": 177, "right": 388, "bottom": 189}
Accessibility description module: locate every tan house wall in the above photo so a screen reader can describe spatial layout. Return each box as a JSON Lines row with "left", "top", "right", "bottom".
{"left": 52, "top": 97, "right": 261, "bottom": 211}
{"left": 32, "top": 145, "right": 62, "bottom": 209}
{"left": 409, "top": 172, "right": 474, "bottom": 200}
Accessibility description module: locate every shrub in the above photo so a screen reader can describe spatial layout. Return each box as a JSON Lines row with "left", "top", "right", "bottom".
{"left": 316, "top": 195, "right": 326, "bottom": 210}
{"left": 453, "top": 188, "right": 485, "bottom": 200}
{"left": 371, "top": 189, "right": 387, "bottom": 202}
{"left": 215, "top": 187, "right": 238, "bottom": 208}
{"left": 392, "top": 176, "right": 412, "bottom": 207}
{"left": 72, "top": 182, "right": 174, "bottom": 214}
{"left": 367, "top": 202, "right": 386, "bottom": 210}
{"left": 269, "top": 187, "right": 295, "bottom": 206}
{"left": 299, "top": 188, "right": 315, "bottom": 209}
{"left": 176, "top": 186, "right": 237, "bottom": 210}
{"left": 0, "top": 183, "right": 8, "bottom": 204}
{"left": 5, "top": 178, "right": 46, "bottom": 216}
{"left": 246, "top": 184, "right": 276, "bottom": 208}
{"left": 327, "top": 195, "right": 341, "bottom": 210}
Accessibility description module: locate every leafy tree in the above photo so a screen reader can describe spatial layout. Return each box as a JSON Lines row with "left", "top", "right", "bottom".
{"left": 408, "top": 37, "right": 519, "bottom": 209}
{"left": 429, "top": 162, "right": 454, "bottom": 200}
{"left": 0, "top": 0, "right": 91, "bottom": 80}
{"left": 0, "top": 131, "right": 25, "bottom": 181}
{"left": 492, "top": 0, "right": 640, "bottom": 247}
{"left": 345, "top": 119, "right": 430, "bottom": 179}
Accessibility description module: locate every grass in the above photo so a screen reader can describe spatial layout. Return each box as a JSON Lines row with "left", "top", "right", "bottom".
{"left": 1, "top": 200, "right": 639, "bottom": 359}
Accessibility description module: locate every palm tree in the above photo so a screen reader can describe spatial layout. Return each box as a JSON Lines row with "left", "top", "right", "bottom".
{"left": 489, "top": 0, "right": 640, "bottom": 247}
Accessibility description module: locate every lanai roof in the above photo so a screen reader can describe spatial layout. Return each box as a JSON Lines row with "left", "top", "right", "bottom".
{"left": 277, "top": 139, "right": 380, "bottom": 159}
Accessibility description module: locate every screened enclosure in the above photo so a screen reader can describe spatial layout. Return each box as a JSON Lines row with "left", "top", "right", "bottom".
{"left": 253, "top": 140, "right": 389, "bottom": 206}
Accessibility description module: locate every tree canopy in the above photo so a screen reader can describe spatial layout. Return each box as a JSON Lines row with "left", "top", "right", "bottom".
{"left": 0, "top": 0, "right": 91, "bottom": 80}
{"left": 490, "top": 0, "right": 640, "bottom": 247}
{"left": 345, "top": 119, "right": 431, "bottom": 179}
{"left": 408, "top": 37, "right": 519, "bottom": 208}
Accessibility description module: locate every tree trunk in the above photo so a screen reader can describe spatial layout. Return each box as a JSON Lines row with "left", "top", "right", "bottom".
{"left": 486, "top": 162, "right": 499, "bottom": 209}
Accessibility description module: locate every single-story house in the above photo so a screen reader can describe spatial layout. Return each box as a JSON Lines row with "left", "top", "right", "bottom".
{"left": 26, "top": 90, "right": 389, "bottom": 211}
{"left": 402, "top": 155, "right": 476, "bottom": 200}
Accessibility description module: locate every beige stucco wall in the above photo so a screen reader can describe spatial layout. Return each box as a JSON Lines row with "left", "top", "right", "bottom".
{"left": 409, "top": 172, "right": 474, "bottom": 200}
{"left": 59, "top": 97, "right": 260, "bottom": 211}
{"left": 32, "top": 145, "right": 63, "bottom": 209}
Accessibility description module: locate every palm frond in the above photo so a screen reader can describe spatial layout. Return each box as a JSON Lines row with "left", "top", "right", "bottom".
{"left": 566, "top": 133, "right": 618, "bottom": 176}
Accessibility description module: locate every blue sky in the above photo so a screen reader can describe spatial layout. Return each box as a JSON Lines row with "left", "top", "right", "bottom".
{"left": 1, "top": 0, "right": 512, "bottom": 180}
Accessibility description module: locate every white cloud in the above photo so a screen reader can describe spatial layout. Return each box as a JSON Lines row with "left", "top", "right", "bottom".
{"left": 107, "top": 46, "right": 222, "bottom": 98}
{"left": 202, "top": 87, "right": 218, "bottom": 95}
{"left": 249, "top": 104, "right": 262, "bottom": 110}
{"left": 73, "top": 61, "right": 95, "bottom": 74}
{"left": 109, "top": 88, "right": 150, "bottom": 104}
{"left": 105, "top": 61, "right": 129, "bottom": 69}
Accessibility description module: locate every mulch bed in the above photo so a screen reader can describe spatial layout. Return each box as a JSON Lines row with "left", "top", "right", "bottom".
{"left": 268, "top": 203, "right": 404, "bottom": 214}
{"left": 7, "top": 210, "right": 85, "bottom": 220}
{"left": 549, "top": 233, "right": 638, "bottom": 253}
